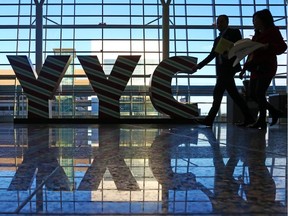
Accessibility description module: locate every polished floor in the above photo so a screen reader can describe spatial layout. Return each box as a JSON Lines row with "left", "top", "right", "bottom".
{"left": 0, "top": 122, "right": 286, "bottom": 215}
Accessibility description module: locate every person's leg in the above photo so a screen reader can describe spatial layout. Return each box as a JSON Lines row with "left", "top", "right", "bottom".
{"left": 266, "top": 101, "right": 283, "bottom": 126}
{"left": 248, "top": 77, "right": 271, "bottom": 128}
{"left": 204, "top": 78, "right": 226, "bottom": 124}
{"left": 225, "top": 77, "right": 255, "bottom": 125}
{"left": 261, "top": 78, "right": 283, "bottom": 126}
{"left": 248, "top": 78, "right": 258, "bottom": 108}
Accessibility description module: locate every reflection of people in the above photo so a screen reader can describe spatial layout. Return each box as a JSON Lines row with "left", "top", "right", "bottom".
{"left": 202, "top": 127, "right": 247, "bottom": 213}
{"left": 209, "top": 126, "right": 284, "bottom": 214}
{"left": 242, "top": 128, "right": 285, "bottom": 213}
{"left": 192, "top": 15, "right": 254, "bottom": 127}
{"left": 244, "top": 130, "right": 275, "bottom": 202}
{"left": 239, "top": 9, "right": 287, "bottom": 129}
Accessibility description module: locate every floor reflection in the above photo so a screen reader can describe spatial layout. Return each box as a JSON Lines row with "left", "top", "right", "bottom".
{"left": 0, "top": 123, "right": 286, "bottom": 215}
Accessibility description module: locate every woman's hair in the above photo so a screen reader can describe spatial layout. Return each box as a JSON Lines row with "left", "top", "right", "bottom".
{"left": 253, "top": 9, "right": 275, "bottom": 28}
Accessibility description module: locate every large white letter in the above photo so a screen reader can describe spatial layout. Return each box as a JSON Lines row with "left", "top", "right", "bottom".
{"left": 149, "top": 56, "right": 198, "bottom": 118}
{"left": 7, "top": 55, "right": 72, "bottom": 119}
{"left": 78, "top": 55, "right": 141, "bottom": 120}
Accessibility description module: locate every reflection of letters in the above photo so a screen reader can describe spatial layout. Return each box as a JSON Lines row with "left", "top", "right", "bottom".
{"left": 8, "top": 126, "right": 71, "bottom": 191}
{"left": 78, "top": 125, "right": 140, "bottom": 191}
{"left": 149, "top": 127, "right": 200, "bottom": 212}
{"left": 149, "top": 127, "right": 199, "bottom": 190}
{"left": 7, "top": 56, "right": 72, "bottom": 119}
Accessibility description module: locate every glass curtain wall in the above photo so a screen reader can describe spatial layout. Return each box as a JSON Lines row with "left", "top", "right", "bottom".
{"left": 0, "top": 0, "right": 287, "bottom": 120}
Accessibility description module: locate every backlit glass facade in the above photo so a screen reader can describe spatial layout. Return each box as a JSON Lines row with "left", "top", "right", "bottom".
{"left": 0, "top": 0, "right": 287, "bottom": 120}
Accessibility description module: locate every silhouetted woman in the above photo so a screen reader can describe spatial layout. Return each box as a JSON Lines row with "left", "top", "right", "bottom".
{"left": 240, "top": 9, "right": 287, "bottom": 129}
